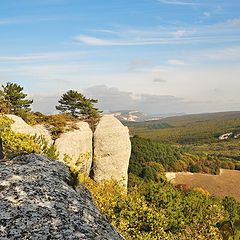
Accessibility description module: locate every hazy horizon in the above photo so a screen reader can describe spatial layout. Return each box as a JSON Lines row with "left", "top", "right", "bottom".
{"left": 0, "top": 0, "right": 240, "bottom": 115}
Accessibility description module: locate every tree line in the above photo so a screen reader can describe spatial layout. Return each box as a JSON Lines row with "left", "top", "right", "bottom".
{"left": 0, "top": 82, "right": 102, "bottom": 118}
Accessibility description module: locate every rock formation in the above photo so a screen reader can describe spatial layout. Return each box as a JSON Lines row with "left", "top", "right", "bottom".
{"left": 0, "top": 154, "right": 124, "bottom": 239}
{"left": 93, "top": 115, "right": 131, "bottom": 187}
{"left": 6, "top": 114, "right": 53, "bottom": 145}
{"left": 5, "top": 114, "right": 131, "bottom": 186}
{"left": 55, "top": 122, "right": 93, "bottom": 175}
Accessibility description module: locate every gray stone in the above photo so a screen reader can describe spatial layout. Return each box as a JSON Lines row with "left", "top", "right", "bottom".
{"left": 0, "top": 154, "right": 124, "bottom": 239}
{"left": 55, "top": 122, "right": 93, "bottom": 175}
{"left": 93, "top": 115, "right": 131, "bottom": 188}
{"left": 6, "top": 114, "right": 53, "bottom": 145}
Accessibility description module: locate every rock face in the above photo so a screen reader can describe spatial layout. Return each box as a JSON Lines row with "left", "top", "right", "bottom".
{"left": 93, "top": 115, "right": 131, "bottom": 187}
{"left": 55, "top": 122, "right": 93, "bottom": 175}
{"left": 0, "top": 154, "right": 123, "bottom": 239}
{"left": 5, "top": 114, "right": 131, "bottom": 187}
{"left": 6, "top": 114, "right": 53, "bottom": 145}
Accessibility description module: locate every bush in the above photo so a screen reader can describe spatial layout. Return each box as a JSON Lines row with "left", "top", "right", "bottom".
{"left": 84, "top": 175, "right": 226, "bottom": 239}
{"left": 22, "top": 112, "right": 79, "bottom": 139}
{"left": 0, "top": 115, "right": 40, "bottom": 158}
{"left": 34, "top": 135, "right": 59, "bottom": 159}
{"left": 0, "top": 115, "right": 59, "bottom": 159}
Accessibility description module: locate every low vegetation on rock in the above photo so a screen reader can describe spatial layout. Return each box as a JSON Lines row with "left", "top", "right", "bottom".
{"left": 0, "top": 115, "right": 58, "bottom": 159}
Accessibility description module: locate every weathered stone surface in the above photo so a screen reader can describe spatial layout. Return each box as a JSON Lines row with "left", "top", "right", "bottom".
{"left": 0, "top": 154, "right": 123, "bottom": 239}
{"left": 93, "top": 115, "right": 131, "bottom": 187}
{"left": 6, "top": 114, "right": 53, "bottom": 145}
{"left": 55, "top": 122, "right": 93, "bottom": 175}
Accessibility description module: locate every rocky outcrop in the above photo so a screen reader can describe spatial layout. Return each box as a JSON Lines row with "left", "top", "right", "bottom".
{"left": 0, "top": 154, "right": 123, "bottom": 239}
{"left": 55, "top": 122, "right": 93, "bottom": 175}
{"left": 5, "top": 114, "right": 131, "bottom": 186}
{"left": 6, "top": 114, "right": 53, "bottom": 145}
{"left": 93, "top": 115, "right": 131, "bottom": 187}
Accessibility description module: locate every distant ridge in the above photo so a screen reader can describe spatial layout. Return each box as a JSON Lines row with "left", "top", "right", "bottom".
{"left": 110, "top": 110, "right": 185, "bottom": 122}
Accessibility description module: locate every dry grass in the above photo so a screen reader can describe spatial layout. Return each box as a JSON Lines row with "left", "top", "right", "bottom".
{"left": 166, "top": 169, "right": 240, "bottom": 201}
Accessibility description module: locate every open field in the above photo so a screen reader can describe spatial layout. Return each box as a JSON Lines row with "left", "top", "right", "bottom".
{"left": 166, "top": 169, "right": 240, "bottom": 201}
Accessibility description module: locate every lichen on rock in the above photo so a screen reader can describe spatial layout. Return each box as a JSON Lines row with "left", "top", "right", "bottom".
{"left": 0, "top": 154, "right": 124, "bottom": 239}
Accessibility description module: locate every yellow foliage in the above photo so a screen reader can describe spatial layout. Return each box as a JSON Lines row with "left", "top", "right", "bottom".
{"left": 0, "top": 115, "right": 40, "bottom": 158}
{"left": 193, "top": 187, "right": 211, "bottom": 197}
{"left": 84, "top": 177, "right": 126, "bottom": 220}
{"left": 0, "top": 115, "right": 58, "bottom": 159}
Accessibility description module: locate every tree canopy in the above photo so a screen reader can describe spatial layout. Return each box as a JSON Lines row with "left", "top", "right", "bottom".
{"left": 56, "top": 90, "right": 101, "bottom": 118}
{"left": 0, "top": 82, "right": 33, "bottom": 115}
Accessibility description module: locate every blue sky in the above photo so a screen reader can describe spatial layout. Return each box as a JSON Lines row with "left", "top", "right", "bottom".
{"left": 0, "top": 0, "right": 240, "bottom": 114}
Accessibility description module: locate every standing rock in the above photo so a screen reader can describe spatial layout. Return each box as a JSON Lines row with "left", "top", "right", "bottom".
{"left": 6, "top": 114, "right": 53, "bottom": 145}
{"left": 0, "top": 154, "right": 123, "bottom": 239}
{"left": 55, "top": 121, "right": 93, "bottom": 175}
{"left": 93, "top": 115, "right": 131, "bottom": 187}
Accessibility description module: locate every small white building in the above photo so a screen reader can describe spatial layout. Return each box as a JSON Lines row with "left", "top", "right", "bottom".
{"left": 234, "top": 133, "right": 240, "bottom": 139}
{"left": 218, "top": 132, "right": 233, "bottom": 140}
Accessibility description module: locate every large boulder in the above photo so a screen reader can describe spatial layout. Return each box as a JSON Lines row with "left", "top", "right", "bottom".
{"left": 0, "top": 154, "right": 123, "bottom": 239}
{"left": 93, "top": 115, "right": 131, "bottom": 187}
{"left": 6, "top": 114, "right": 53, "bottom": 145}
{"left": 55, "top": 122, "right": 93, "bottom": 175}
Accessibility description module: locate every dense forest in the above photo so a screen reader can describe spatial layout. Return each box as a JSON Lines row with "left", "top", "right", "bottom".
{"left": 129, "top": 136, "right": 239, "bottom": 178}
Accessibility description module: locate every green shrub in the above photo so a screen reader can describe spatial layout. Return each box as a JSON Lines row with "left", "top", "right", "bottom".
{"left": 34, "top": 135, "right": 59, "bottom": 159}
{"left": 0, "top": 115, "right": 40, "bottom": 158}
{"left": 85, "top": 175, "right": 226, "bottom": 239}
{"left": 0, "top": 115, "right": 59, "bottom": 160}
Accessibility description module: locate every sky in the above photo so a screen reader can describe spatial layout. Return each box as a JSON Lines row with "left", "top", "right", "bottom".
{"left": 0, "top": 0, "right": 240, "bottom": 114}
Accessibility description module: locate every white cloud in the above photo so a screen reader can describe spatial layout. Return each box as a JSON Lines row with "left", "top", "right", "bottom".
{"left": 203, "top": 12, "right": 211, "bottom": 17}
{"left": 129, "top": 59, "right": 154, "bottom": 70}
{"left": 0, "top": 16, "right": 60, "bottom": 25}
{"left": 74, "top": 19, "right": 240, "bottom": 47}
{"left": 226, "top": 18, "right": 240, "bottom": 27}
{"left": 74, "top": 34, "right": 239, "bottom": 46}
{"left": 0, "top": 55, "right": 48, "bottom": 62}
{"left": 167, "top": 59, "right": 187, "bottom": 65}
{"left": 74, "top": 35, "right": 183, "bottom": 46}
{"left": 3, "top": 62, "right": 240, "bottom": 114}
{"left": 153, "top": 78, "right": 167, "bottom": 83}
{"left": 202, "top": 46, "right": 240, "bottom": 61}
{"left": 172, "top": 29, "right": 193, "bottom": 37}
{"left": 157, "top": 0, "right": 198, "bottom": 6}
{"left": 90, "top": 29, "right": 120, "bottom": 35}
{"left": 0, "top": 51, "right": 86, "bottom": 63}
{"left": 85, "top": 85, "right": 185, "bottom": 114}
{"left": 31, "top": 93, "right": 60, "bottom": 114}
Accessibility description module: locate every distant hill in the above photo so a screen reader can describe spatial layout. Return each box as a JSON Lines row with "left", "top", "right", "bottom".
{"left": 110, "top": 110, "right": 185, "bottom": 122}
{"left": 126, "top": 111, "right": 240, "bottom": 144}
{"left": 110, "top": 110, "right": 147, "bottom": 122}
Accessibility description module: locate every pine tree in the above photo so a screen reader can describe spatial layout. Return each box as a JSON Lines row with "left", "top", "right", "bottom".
{"left": 1, "top": 82, "right": 33, "bottom": 115}
{"left": 0, "top": 95, "right": 11, "bottom": 114}
{"left": 56, "top": 90, "right": 101, "bottom": 118}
